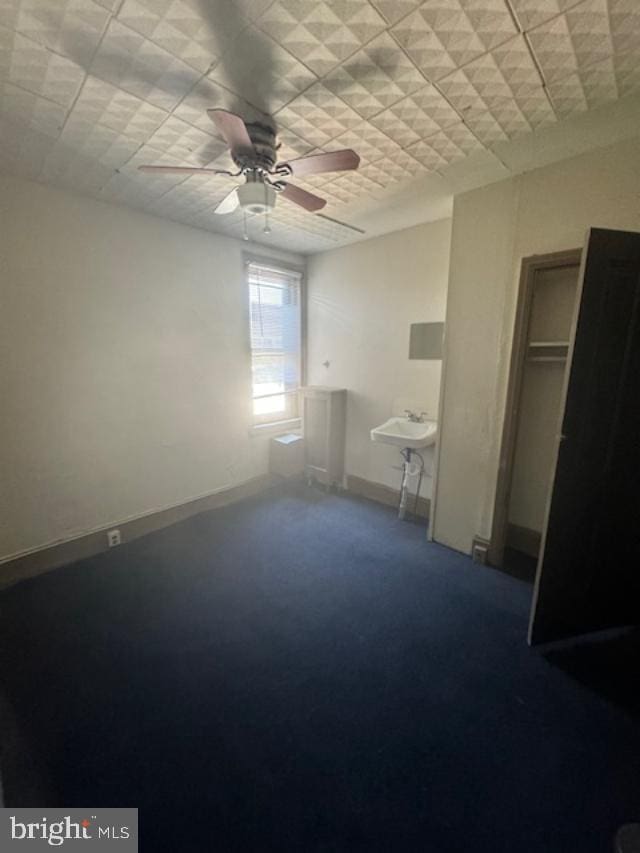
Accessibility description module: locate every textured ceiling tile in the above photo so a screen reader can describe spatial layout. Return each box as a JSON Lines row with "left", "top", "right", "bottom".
{"left": 371, "top": 82, "right": 461, "bottom": 146}
{"left": 89, "top": 17, "right": 201, "bottom": 110}
{"left": 564, "top": 0, "right": 614, "bottom": 68}
{"left": 545, "top": 71, "right": 589, "bottom": 116}
{"left": 293, "top": 167, "right": 332, "bottom": 191}
{"left": 614, "top": 49, "right": 640, "bottom": 97}
{"left": 431, "top": 120, "right": 483, "bottom": 158}
{"left": 40, "top": 144, "right": 114, "bottom": 194}
{"left": 275, "top": 82, "right": 362, "bottom": 148}
{"left": 488, "top": 97, "right": 532, "bottom": 137}
{"left": 160, "top": 175, "right": 231, "bottom": 208}
{"left": 70, "top": 74, "right": 168, "bottom": 142}
{"left": 57, "top": 114, "right": 141, "bottom": 166}
{"left": 448, "top": 40, "right": 557, "bottom": 130}
{"left": 208, "top": 25, "right": 317, "bottom": 115}
{"left": 405, "top": 137, "right": 446, "bottom": 169}
{"left": 328, "top": 169, "right": 387, "bottom": 197}
{"left": 100, "top": 172, "right": 175, "bottom": 207}
{"left": 392, "top": 0, "right": 516, "bottom": 82}
{"left": 527, "top": 0, "right": 613, "bottom": 84}
{"left": 173, "top": 76, "right": 263, "bottom": 134}
{"left": 255, "top": 0, "right": 387, "bottom": 76}
{"left": 607, "top": 0, "right": 640, "bottom": 53}
{"left": 524, "top": 16, "right": 576, "bottom": 83}
{"left": 438, "top": 63, "right": 534, "bottom": 139}
{"left": 326, "top": 120, "right": 401, "bottom": 163}
{"left": 270, "top": 207, "right": 355, "bottom": 248}
{"left": 318, "top": 170, "right": 384, "bottom": 205}
{"left": 460, "top": 0, "right": 519, "bottom": 51}
{"left": 547, "top": 53, "right": 620, "bottom": 117}
{"left": 370, "top": 0, "right": 423, "bottom": 26}
{"left": 508, "top": 0, "right": 575, "bottom": 32}
{"left": 117, "top": 142, "right": 189, "bottom": 178}
{"left": 461, "top": 52, "right": 513, "bottom": 101}
{"left": 514, "top": 88, "right": 556, "bottom": 128}
{"left": 116, "top": 0, "right": 247, "bottom": 73}
{"left": 323, "top": 31, "right": 425, "bottom": 118}
{"left": 491, "top": 35, "right": 543, "bottom": 97}
{"left": 571, "top": 58, "right": 619, "bottom": 106}
{"left": 2, "top": 0, "right": 110, "bottom": 66}
{"left": 367, "top": 148, "right": 427, "bottom": 182}
{"left": 143, "top": 114, "right": 227, "bottom": 165}
{"left": 0, "top": 26, "right": 86, "bottom": 107}
{"left": 458, "top": 104, "right": 508, "bottom": 145}
{"left": 275, "top": 125, "right": 315, "bottom": 162}
{"left": 0, "top": 80, "right": 67, "bottom": 136}
{"left": 391, "top": 11, "right": 458, "bottom": 81}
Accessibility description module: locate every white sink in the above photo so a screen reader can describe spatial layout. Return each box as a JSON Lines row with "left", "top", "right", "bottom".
{"left": 370, "top": 417, "right": 438, "bottom": 449}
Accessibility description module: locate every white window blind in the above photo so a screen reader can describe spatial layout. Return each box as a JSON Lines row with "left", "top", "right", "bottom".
{"left": 247, "top": 261, "right": 302, "bottom": 425}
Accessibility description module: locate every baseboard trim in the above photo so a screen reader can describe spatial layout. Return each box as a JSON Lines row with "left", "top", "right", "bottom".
{"left": 506, "top": 523, "right": 541, "bottom": 559}
{"left": 0, "top": 473, "right": 276, "bottom": 589}
{"left": 347, "top": 474, "right": 430, "bottom": 519}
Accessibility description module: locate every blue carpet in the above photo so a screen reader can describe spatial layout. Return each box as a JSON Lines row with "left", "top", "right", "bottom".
{"left": 1, "top": 482, "right": 638, "bottom": 852}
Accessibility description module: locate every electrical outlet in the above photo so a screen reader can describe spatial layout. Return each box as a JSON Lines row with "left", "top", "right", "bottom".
{"left": 107, "top": 529, "right": 121, "bottom": 548}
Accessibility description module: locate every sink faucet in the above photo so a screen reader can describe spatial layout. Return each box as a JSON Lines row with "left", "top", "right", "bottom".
{"left": 404, "top": 409, "right": 429, "bottom": 423}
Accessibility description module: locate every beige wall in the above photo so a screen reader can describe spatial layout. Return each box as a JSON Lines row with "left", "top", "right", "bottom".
{"left": 306, "top": 219, "right": 451, "bottom": 499}
{"left": 433, "top": 135, "right": 640, "bottom": 554}
{"left": 0, "top": 175, "right": 301, "bottom": 564}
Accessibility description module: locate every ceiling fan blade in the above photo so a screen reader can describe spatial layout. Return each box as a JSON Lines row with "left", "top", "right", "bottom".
{"left": 280, "top": 183, "right": 327, "bottom": 212}
{"left": 281, "top": 149, "right": 360, "bottom": 179}
{"left": 214, "top": 188, "right": 239, "bottom": 215}
{"left": 138, "top": 165, "right": 232, "bottom": 176}
{"left": 208, "top": 109, "right": 253, "bottom": 154}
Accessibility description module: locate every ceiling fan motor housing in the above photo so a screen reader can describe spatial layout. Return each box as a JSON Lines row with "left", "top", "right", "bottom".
{"left": 232, "top": 120, "right": 278, "bottom": 172}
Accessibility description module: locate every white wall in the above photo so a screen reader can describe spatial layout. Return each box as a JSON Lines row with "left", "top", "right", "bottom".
{"left": 433, "top": 135, "right": 640, "bottom": 554}
{"left": 306, "top": 220, "right": 451, "bottom": 499}
{"left": 0, "top": 175, "right": 302, "bottom": 563}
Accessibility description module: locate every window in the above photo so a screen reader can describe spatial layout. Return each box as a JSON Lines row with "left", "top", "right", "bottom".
{"left": 247, "top": 260, "right": 302, "bottom": 426}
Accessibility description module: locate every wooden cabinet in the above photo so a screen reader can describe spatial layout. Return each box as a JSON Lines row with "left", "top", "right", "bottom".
{"left": 300, "top": 386, "right": 346, "bottom": 488}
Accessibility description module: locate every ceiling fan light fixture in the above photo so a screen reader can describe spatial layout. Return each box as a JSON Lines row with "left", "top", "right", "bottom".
{"left": 237, "top": 181, "right": 276, "bottom": 215}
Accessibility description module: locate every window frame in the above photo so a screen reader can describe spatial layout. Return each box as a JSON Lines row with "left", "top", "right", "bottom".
{"left": 244, "top": 253, "right": 306, "bottom": 430}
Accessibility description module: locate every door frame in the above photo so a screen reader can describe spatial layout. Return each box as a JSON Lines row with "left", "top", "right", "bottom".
{"left": 488, "top": 248, "right": 582, "bottom": 568}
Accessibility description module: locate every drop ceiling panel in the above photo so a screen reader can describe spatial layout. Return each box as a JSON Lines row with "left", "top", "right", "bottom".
{"left": 0, "top": 80, "right": 68, "bottom": 136}
{"left": 208, "top": 25, "right": 317, "bottom": 114}
{"left": 71, "top": 75, "right": 168, "bottom": 141}
{"left": 526, "top": 0, "right": 614, "bottom": 84}
{"left": 323, "top": 31, "right": 426, "bottom": 118}
{"left": 89, "top": 18, "right": 202, "bottom": 110}
{"left": 391, "top": 0, "right": 518, "bottom": 82}
{"left": 0, "top": 26, "right": 86, "bottom": 107}
{"left": 0, "top": 0, "right": 639, "bottom": 254}
{"left": 371, "top": 83, "right": 461, "bottom": 146}
{"left": 255, "top": 0, "right": 388, "bottom": 76}
{"left": 507, "top": 0, "right": 576, "bottom": 32}
{"left": 1, "top": 0, "right": 111, "bottom": 65}
{"left": 275, "top": 82, "right": 363, "bottom": 147}
{"left": 115, "top": 0, "right": 238, "bottom": 73}
{"left": 326, "top": 121, "right": 402, "bottom": 163}
{"left": 370, "top": 0, "right": 423, "bottom": 26}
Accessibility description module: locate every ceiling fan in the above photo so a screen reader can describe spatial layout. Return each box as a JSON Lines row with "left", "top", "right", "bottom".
{"left": 138, "top": 109, "right": 361, "bottom": 220}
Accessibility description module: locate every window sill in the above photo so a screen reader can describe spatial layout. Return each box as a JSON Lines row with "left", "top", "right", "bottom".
{"left": 249, "top": 418, "right": 302, "bottom": 439}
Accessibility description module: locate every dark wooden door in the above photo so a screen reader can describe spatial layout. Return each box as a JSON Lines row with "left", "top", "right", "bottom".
{"left": 529, "top": 228, "right": 640, "bottom": 645}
